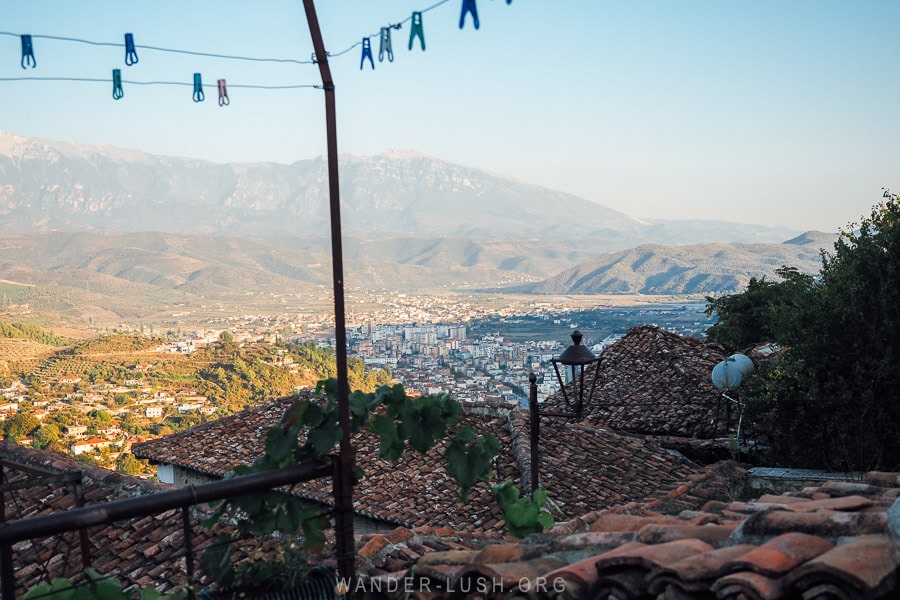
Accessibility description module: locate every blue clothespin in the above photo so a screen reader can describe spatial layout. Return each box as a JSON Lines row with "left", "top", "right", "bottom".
{"left": 20, "top": 35, "right": 36, "bottom": 69}
{"left": 360, "top": 37, "right": 374, "bottom": 70}
{"left": 408, "top": 12, "right": 425, "bottom": 51}
{"left": 379, "top": 27, "right": 394, "bottom": 63}
{"left": 112, "top": 69, "right": 124, "bottom": 100}
{"left": 124, "top": 33, "right": 138, "bottom": 65}
{"left": 217, "top": 79, "right": 229, "bottom": 106}
{"left": 193, "top": 73, "right": 205, "bottom": 102}
{"left": 460, "top": 0, "right": 479, "bottom": 29}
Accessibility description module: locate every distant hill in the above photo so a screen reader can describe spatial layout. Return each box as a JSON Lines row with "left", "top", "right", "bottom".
{"left": 0, "top": 130, "right": 826, "bottom": 321}
{"left": 520, "top": 232, "right": 838, "bottom": 295}
{"left": 0, "top": 130, "right": 796, "bottom": 249}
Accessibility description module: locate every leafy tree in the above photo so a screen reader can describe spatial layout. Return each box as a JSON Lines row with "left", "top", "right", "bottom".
{"left": 706, "top": 195, "right": 900, "bottom": 471}
{"left": 704, "top": 266, "right": 814, "bottom": 351}
{"left": 116, "top": 452, "right": 146, "bottom": 475}
{"left": 4, "top": 413, "right": 40, "bottom": 442}
{"left": 33, "top": 423, "right": 61, "bottom": 449}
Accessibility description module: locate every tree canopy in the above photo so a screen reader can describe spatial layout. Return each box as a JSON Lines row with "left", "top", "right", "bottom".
{"left": 705, "top": 195, "right": 900, "bottom": 471}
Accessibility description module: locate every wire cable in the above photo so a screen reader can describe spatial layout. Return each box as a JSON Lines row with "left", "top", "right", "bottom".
{"left": 0, "top": 31, "right": 315, "bottom": 65}
{"left": 0, "top": 75, "right": 319, "bottom": 90}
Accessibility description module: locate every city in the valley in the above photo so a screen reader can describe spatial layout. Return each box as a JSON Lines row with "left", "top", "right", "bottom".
{"left": 0, "top": 291, "right": 715, "bottom": 471}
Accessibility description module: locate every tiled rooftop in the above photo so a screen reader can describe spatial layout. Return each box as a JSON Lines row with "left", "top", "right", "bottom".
{"left": 133, "top": 396, "right": 716, "bottom": 532}
{"left": 354, "top": 472, "right": 900, "bottom": 599}
{"left": 544, "top": 325, "right": 731, "bottom": 438}
{"left": 0, "top": 440, "right": 229, "bottom": 595}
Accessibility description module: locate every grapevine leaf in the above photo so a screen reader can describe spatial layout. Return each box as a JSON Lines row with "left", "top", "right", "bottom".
{"left": 444, "top": 428, "right": 499, "bottom": 502}
{"left": 265, "top": 425, "right": 297, "bottom": 463}
{"left": 82, "top": 568, "right": 127, "bottom": 600}
{"left": 307, "top": 418, "right": 342, "bottom": 454}
{"left": 349, "top": 390, "right": 370, "bottom": 432}
{"left": 369, "top": 413, "right": 404, "bottom": 461}
{"left": 490, "top": 481, "right": 555, "bottom": 538}
{"left": 400, "top": 399, "right": 447, "bottom": 453}
{"left": 24, "top": 579, "right": 74, "bottom": 600}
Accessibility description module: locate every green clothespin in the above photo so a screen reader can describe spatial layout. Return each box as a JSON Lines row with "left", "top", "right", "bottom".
{"left": 408, "top": 12, "right": 425, "bottom": 51}
{"left": 193, "top": 73, "right": 204, "bottom": 102}
{"left": 112, "top": 69, "right": 124, "bottom": 100}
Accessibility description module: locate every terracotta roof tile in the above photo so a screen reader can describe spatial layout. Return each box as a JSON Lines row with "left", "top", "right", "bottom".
{"left": 784, "top": 534, "right": 899, "bottom": 598}
{"left": 645, "top": 543, "right": 756, "bottom": 596}
{"left": 724, "top": 532, "right": 834, "bottom": 577}
{"left": 355, "top": 476, "right": 900, "bottom": 600}
{"left": 711, "top": 570, "right": 785, "bottom": 600}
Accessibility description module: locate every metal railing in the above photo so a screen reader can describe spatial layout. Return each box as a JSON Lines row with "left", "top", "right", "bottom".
{"left": 0, "top": 458, "right": 334, "bottom": 600}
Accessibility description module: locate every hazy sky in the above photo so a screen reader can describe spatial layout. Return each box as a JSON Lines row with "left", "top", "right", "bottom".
{"left": 0, "top": 1, "right": 897, "bottom": 232}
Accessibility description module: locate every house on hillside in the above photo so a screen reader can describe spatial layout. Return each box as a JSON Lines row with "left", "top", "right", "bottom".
{"left": 70, "top": 437, "right": 115, "bottom": 455}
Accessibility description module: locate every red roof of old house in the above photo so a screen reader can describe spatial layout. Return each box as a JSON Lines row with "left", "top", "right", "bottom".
{"left": 545, "top": 325, "right": 731, "bottom": 438}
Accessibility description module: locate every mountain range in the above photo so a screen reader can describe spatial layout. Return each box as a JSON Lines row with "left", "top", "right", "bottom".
{"left": 0, "top": 130, "right": 837, "bottom": 322}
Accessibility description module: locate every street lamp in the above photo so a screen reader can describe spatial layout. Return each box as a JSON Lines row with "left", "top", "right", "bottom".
{"left": 548, "top": 330, "right": 601, "bottom": 418}
{"left": 528, "top": 330, "right": 601, "bottom": 491}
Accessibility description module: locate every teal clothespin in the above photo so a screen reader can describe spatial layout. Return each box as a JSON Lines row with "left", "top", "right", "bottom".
{"left": 124, "top": 33, "right": 138, "bottom": 65}
{"left": 193, "top": 73, "right": 204, "bottom": 102}
{"left": 112, "top": 69, "right": 124, "bottom": 100}
{"left": 360, "top": 37, "right": 374, "bottom": 70}
{"left": 20, "top": 35, "right": 36, "bottom": 69}
{"left": 379, "top": 27, "right": 393, "bottom": 63}
{"left": 408, "top": 12, "right": 425, "bottom": 51}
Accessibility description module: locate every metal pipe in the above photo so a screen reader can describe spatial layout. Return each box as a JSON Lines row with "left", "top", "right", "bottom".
{"left": 528, "top": 373, "right": 539, "bottom": 493}
{"left": 300, "top": 0, "right": 355, "bottom": 585}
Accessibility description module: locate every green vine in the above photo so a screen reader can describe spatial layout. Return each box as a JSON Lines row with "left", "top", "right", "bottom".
{"left": 491, "top": 481, "right": 556, "bottom": 538}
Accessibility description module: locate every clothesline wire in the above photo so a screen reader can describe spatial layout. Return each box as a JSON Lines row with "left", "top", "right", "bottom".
{"left": 0, "top": 31, "right": 316, "bottom": 65}
{"left": 0, "top": 0, "right": 455, "bottom": 68}
{"left": 0, "top": 75, "right": 319, "bottom": 90}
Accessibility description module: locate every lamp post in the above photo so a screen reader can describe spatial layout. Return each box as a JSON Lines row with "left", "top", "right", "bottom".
{"left": 528, "top": 330, "right": 601, "bottom": 491}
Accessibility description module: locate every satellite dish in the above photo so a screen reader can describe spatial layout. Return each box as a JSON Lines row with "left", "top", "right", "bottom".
{"left": 711, "top": 356, "right": 747, "bottom": 390}
{"left": 728, "top": 353, "right": 755, "bottom": 377}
